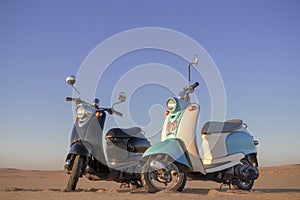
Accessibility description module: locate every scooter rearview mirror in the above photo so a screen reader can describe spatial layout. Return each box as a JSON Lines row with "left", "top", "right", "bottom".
{"left": 66, "top": 75, "right": 76, "bottom": 86}
{"left": 193, "top": 55, "right": 199, "bottom": 66}
{"left": 188, "top": 55, "right": 199, "bottom": 86}
{"left": 119, "top": 92, "right": 126, "bottom": 102}
{"left": 66, "top": 75, "right": 81, "bottom": 96}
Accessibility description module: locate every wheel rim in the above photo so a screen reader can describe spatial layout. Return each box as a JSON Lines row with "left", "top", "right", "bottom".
{"left": 147, "top": 162, "right": 181, "bottom": 190}
{"left": 235, "top": 159, "right": 254, "bottom": 188}
{"left": 239, "top": 179, "right": 253, "bottom": 187}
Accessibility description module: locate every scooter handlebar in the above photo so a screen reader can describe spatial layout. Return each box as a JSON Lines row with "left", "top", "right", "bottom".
{"left": 66, "top": 97, "right": 75, "bottom": 101}
{"left": 103, "top": 108, "right": 122, "bottom": 117}
{"left": 113, "top": 110, "right": 123, "bottom": 117}
{"left": 191, "top": 82, "right": 199, "bottom": 89}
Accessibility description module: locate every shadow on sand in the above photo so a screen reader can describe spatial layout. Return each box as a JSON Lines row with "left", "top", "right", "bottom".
{"left": 4, "top": 187, "right": 300, "bottom": 195}
{"left": 180, "top": 188, "right": 300, "bottom": 195}
{"left": 253, "top": 189, "right": 300, "bottom": 193}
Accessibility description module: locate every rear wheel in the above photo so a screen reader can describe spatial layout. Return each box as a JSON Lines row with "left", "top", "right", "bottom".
{"left": 65, "top": 155, "right": 84, "bottom": 191}
{"left": 232, "top": 156, "right": 256, "bottom": 190}
{"left": 141, "top": 155, "right": 187, "bottom": 193}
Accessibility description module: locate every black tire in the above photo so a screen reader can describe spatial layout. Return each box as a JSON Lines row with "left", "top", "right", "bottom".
{"left": 232, "top": 156, "right": 256, "bottom": 190}
{"left": 65, "top": 155, "right": 84, "bottom": 191}
{"left": 141, "top": 155, "right": 187, "bottom": 193}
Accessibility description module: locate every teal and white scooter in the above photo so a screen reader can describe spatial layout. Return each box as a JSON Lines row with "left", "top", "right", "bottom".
{"left": 141, "top": 56, "right": 259, "bottom": 193}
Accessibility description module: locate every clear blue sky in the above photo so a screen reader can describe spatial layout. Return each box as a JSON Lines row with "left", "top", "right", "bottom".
{"left": 0, "top": 0, "right": 299, "bottom": 169}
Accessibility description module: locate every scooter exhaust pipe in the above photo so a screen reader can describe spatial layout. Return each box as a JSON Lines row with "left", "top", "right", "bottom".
{"left": 150, "top": 160, "right": 167, "bottom": 170}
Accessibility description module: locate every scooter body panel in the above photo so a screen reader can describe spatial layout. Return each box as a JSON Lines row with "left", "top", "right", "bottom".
{"left": 70, "top": 112, "right": 107, "bottom": 165}
{"left": 161, "top": 98, "right": 189, "bottom": 141}
{"left": 160, "top": 100, "right": 205, "bottom": 173}
{"left": 202, "top": 128, "right": 257, "bottom": 161}
{"left": 203, "top": 152, "right": 245, "bottom": 173}
{"left": 142, "top": 138, "right": 192, "bottom": 169}
{"left": 201, "top": 127, "right": 257, "bottom": 174}
{"left": 202, "top": 132, "right": 230, "bottom": 160}
{"left": 226, "top": 131, "right": 257, "bottom": 156}
{"left": 175, "top": 103, "right": 205, "bottom": 173}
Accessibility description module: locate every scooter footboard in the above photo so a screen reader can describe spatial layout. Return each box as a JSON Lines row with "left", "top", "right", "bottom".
{"left": 142, "top": 139, "right": 192, "bottom": 169}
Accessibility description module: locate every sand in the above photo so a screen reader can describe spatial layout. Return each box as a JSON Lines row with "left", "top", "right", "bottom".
{"left": 0, "top": 164, "right": 299, "bottom": 200}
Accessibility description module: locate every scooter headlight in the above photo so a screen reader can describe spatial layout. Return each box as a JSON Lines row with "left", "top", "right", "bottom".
{"left": 76, "top": 105, "right": 87, "bottom": 119}
{"left": 166, "top": 98, "right": 177, "bottom": 111}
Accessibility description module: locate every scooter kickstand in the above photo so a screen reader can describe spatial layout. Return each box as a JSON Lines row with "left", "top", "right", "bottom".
{"left": 219, "top": 183, "right": 224, "bottom": 190}
{"left": 219, "top": 181, "right": 231, "bottom": 190}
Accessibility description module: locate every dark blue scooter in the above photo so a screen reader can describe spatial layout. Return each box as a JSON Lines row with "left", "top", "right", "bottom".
{"left": 64, "top": 75, "right": 150, "bottom": 191}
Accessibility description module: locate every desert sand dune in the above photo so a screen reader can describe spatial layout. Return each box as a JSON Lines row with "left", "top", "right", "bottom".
{"left": 0, "top": 165, "right": 299, "bottom": 200}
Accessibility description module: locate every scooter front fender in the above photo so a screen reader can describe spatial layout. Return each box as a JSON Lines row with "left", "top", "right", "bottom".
{"left": 142, "top": 139, "right": 192, "bottom": 169}
{"left": 66, "top": 142, "right": 91, "bottom": 160}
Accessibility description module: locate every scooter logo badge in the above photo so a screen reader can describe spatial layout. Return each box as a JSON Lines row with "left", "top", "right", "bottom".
{"left": 167, "top": 120, "right": 178, "bottom": 135}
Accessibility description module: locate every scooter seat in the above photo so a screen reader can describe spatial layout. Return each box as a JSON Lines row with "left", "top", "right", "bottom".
{"left": 105, "top": 127, "right": 144, "bottom": 139}
{"left": 201, "top": 119, "right": 243, "bottom": 134}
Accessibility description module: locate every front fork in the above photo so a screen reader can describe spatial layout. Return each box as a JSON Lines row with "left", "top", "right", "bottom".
{"left": 64, "top": 142, "right": 90, "bottom": 173}
{"left": 65, "top": 154, "right": 89, "bottom": 176}
{"left": 64, "top": 156, "right": 73, "bottom": 172}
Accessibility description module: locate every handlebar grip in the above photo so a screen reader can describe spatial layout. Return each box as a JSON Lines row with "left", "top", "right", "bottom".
{"left": 113, "top": 110, "right": 123, "bottom": 117}
{"left": 191, "top": 82, "right": 199, "bottom": 89}
{"left": 66, "top": 97, "right": 74, "bottom": 101}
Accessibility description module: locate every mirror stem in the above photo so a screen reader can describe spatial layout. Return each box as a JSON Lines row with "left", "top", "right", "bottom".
{"left": 188, "top": 63, "right": 192, "bottom": 86}
{"left": 72, "top": 86, "right": 81, "bottom": 96}
{"left": 112, "top": 101, "right": 122, "bottom": 109}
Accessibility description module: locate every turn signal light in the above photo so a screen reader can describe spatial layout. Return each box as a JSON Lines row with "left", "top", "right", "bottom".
{"left": 95, "top": 112, "right": 102, "bottom": 118}
{"left": 165, "top": 110, "right": 170, "bottom": 116}
{"left": 74, "top": 116, "right": 79, "bottom": 122}
{"left": 188, "top": 106, "right": 195, "bottom": 111}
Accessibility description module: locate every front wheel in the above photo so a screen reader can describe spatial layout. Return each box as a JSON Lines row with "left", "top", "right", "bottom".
{"left": 65, "top": 155, "right": 85, "bottom": 191}
{"left": 141, "top": 155, "right": 187, "bottom": 193}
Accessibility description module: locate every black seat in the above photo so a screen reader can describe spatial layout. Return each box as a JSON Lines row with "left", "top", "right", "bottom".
{"left": 105, "top": 127, "right": 143, "bottom": 139}
{"left": 201, "top": 119, "right": 243, "bottom": 134}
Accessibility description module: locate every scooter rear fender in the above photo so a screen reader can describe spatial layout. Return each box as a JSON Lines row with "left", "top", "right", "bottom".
{"left": 142, "top": 138, "right": 192, "bottom": 169}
